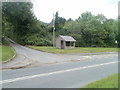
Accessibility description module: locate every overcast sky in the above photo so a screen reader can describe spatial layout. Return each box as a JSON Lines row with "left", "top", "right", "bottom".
{"left": 32, "top": 0, "right": 119, "bottom": 23}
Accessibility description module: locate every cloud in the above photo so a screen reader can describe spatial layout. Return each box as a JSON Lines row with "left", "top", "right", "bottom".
{"left": 32, "top": 0, "right": 118, "bottom": 23}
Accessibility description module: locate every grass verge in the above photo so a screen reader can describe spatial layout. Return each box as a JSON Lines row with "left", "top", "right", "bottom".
{"left": 27, "top": 46, "right": 117, "bottom": 54}
{"left": 83, "top": 73, "right": 118, "bottom": 88}
{"left": 0, "top": 39, "right": 15, "bottom": 62}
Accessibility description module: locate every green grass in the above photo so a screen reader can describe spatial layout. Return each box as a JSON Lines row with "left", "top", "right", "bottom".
{"left": 28, "top": 46, "right": 91, "bottom": 54}
{"left": 27, "top": 46, "right": 117, "bottom": 54}
{"left": 83, "top": 73, "right": 118, "bottom": 88}
{"left": 0, "top": 39, "right": 15, "bottom": 62}
{"left": 81, "top": 47, "right": 118, "bottom": 52}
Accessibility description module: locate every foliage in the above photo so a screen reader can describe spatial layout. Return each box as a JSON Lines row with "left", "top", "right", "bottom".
{"left": 55, "top": 11, "right": 66, "bottom": 31}
{"left": 2, "top": 2, "right": 118, "bottom": 47}
{"left": 63, "top": 12, "right": 118, "bottom": 47}
{"left": 2, "top": 2, "right": 34, "bottom": 44}
{"left": 24, "top": 20, "right": 52, "bottom": 46}
{"left": 2, "top": 2, "right": 53, "bottom": 46}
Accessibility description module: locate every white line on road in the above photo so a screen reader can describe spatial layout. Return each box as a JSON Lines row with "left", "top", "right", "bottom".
{"left": 1, "top": 61, "right": 119, "bottom": 84}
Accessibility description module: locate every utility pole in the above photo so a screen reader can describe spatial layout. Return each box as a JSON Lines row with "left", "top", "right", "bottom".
{"left": 53, "top": 13, "right": 55, "bottom": 47}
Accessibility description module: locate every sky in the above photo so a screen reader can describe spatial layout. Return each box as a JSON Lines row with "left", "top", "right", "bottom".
{"left": 32, "top": 0, "right": 119, "bottom": 23}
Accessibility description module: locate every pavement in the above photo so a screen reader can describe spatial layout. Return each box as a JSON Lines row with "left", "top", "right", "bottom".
{"left": 1, "top": 39, "right": 118, "bottom": 88}
{"left": 2, "top": 54, "right": 118, "bottom": 88}
{"left": 1, "top": 38, "right": 118, "bottom": 70}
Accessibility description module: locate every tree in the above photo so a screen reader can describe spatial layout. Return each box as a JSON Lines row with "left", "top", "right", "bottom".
{"left": 95, "top": 14, "right": 107, "bottom": 24}
{"left": 2, "top": 2, "right": 35, "bottom": 44}
{"left": 63, "top": 11, "right": 117, "bottom": 47}
{"left": 2, "top": 2, "right": 53, "bottom": 46}
{"left": 55, "top": 11, "right": 66, "bottom": 31}
{"left": 103, "top": 19, "right": 117, "bottom": 47}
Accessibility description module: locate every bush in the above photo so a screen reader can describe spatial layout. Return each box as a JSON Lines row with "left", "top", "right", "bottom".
{"left": 25, "top": 34, "right": 52, "bottom": 46}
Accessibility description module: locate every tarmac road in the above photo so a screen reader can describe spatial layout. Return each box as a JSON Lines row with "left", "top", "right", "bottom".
{"left": 1, "top": 39, "right": 118, "bottom": 88}
{"left": 2, "top": 54, "right": 118, "bottom": 88}
{"left": 2, "top": 38, "right": 118, "bottom": 69}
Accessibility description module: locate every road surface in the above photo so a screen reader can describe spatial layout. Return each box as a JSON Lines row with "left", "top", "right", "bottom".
{"left": 1, "top": 39, "right": 118, "bottom": 88}
{"left": 2, "top": 38, "right": 117, "bottom": 70}
{"left": 2, "top": 54, "right": 118, "bottom": 88}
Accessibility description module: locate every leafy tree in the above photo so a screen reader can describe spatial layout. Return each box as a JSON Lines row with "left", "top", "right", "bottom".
{"left": 63, "top": 11, "right": 117, "bottom": 47}
{"left": 55, "top": 11, "right": 66, "bottom": 31}
{"left": 2, "top": 2, "right": 35, "bottom": 44}
{"left": 95, "top": 14, "right": 107, "bottom": 24}
{"left": 2, "top": 3, "right": 118, "bottom": 48}
{"left": 103, "top": 19, "right": 117, "bottom": 47}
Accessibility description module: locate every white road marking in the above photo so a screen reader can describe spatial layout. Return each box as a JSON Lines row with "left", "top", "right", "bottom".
{"left": 1, "top": 61, "right": 119, "bottom": 84}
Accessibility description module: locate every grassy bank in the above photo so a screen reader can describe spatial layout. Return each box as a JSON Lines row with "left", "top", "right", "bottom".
{"left": 28, "top": 46, "right": 117, "bottom": 54}
{"left": 83, "top": 73, "right": 118, "bottom": 88}
{"left": 0, "top": 39, "right": 15, "bottom": 62}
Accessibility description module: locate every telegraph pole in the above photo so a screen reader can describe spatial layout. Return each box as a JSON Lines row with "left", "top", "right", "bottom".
{"left": 53, "top": 13, "right": 55, "bottom": 47}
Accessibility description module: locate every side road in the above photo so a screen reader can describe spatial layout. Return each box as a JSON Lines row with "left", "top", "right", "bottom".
{"left": 2, "top": 55, "right": 118, "bottom": 88}
{"left": 1, "top": 39, "right": 118, "bottom": 70}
